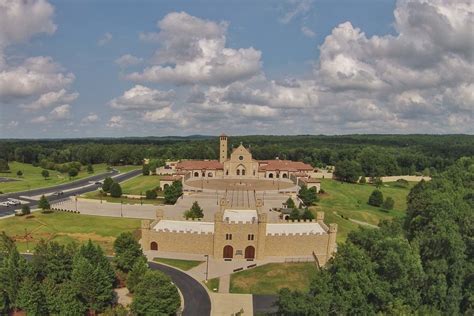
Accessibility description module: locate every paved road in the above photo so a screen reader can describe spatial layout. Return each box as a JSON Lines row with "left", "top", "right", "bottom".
{"left": 0, "top": 168, "right": 141, "bottom": 217}
{"left": 253, "top": 295, "right": 278, "bottom": 314}
{"left": 149, "top": 261, "right": 211, "bottom": 316}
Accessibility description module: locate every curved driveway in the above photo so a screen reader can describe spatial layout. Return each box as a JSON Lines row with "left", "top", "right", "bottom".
{"left": 149, "top": 261, "right": 211, "bottom": 316}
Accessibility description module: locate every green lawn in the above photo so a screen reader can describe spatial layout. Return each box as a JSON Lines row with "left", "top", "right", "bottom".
{"left": 0, "top": 212, "right": 140, "bottom": 254}
{"left": 204, "top": 277, "right": 220, "bottom": 292}
{"left": 311, "top": 179, "right": 414, "bottom": 242}
{"left": 153, "top": 258, "right": 204, "bottom": 271}
{"left": 121, "top": 175, "right": 162, "bottom": 195}
{"left": 82, "top": 191, "right": 164, "bottom": 205}
{"left": 230, "top": 263, "right": 317, "bottom": 295}
{"left": 0, "top": 162, "right": 139, "bottom": 194}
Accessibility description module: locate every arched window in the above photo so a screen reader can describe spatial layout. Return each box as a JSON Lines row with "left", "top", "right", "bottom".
{"left": 242, "top": 169, "right": 246, "bottom": 176}
{"left": 268, "top": 173, "right": 274, "bottom": 178}
{"left": 194, "top": 172, "right": 199, "bottom": 177}
{"left": 223, "top": 245, "right": 233, "bottom": 259}
{"left": 282, "top": 173, "right": 288, "bottom": 178}
{"left": 236, "top": 169, "right": 240, "bottom": 176}
{"left": 208, "top": 172, "right": 213, "bottom": 177}
{"left": 163, "top": 183, "right": 169, "bottom": 189}
{"left": 150, "top": 242, "right": 158, "bottom": 251}
{"left": 245, "top": 246, "right": 255, "bottom": 259}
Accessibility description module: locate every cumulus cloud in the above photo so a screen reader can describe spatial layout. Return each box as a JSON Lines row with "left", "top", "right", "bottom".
{"left": 0, "top": 0, "right": 56, "bottom": 48}
{"left": 107, "top": 115, "right": 124, "bottom": 128}
{"left": 21, "top": 89, "right": 78, "bottom": 111}
{"left": 126, "top": 12, "right": 262, "bottom": 85}
{"left": 0, "top": 56, "right": 75, "bottom": 102}
{"left": 30, "top": 104, "right": 72, "bottom": 124}
{"left": 109, "top": 85, "right": 175, "bottom": 110}
{"left": 81, "top": 113, "right": 99, "bottom": 124}
{"left": 98, "top": 32, "right": 112, "bottom": 46}
{"left": 115, "top": 54, "right": 143, "bottom": 68}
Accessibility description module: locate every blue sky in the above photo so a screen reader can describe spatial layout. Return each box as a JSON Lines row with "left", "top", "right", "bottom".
{"left": 0, "top": 0, "right": 472, "bottom": 138}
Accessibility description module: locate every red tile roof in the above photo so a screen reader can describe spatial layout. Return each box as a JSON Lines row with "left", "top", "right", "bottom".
{"left": 258, "top": 160, "right": 313, "bottom": 172}
{"left": 300, "top": 178, "right": 321, "bottom": 183}
{"left": 160, "top": 175, "right": 183, "bottom": 181}
{"left": 176, "top": 160, "right": 223, "bottom": 170}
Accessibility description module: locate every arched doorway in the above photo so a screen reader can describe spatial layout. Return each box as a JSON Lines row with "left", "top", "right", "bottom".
{"left": 282, "top": 173, "right": 288, "bottom": 178}
{"left": 150, "top": 242, "right": 158, "bottom": 251}
{"left": 245, "top": 246, "right": 255, "bottom": 259}
{"left": 223, "top": 245, "right": 233, "bottom": 259}
{"left": 163, "top": 183, "right": 169, "bottom": 189}
{"left": 194, "top": 172, "right": 199, "bottom": 177}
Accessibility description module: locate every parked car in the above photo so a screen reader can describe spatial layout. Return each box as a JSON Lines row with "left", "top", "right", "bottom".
{"left": 0, "top": 201, "right": 10, "bottom": 207}
{"left": 7, "top": 198, "right": 21, "bottom": 205}
{"left": 53, "top": 191, "right": 64, "bottom": 196}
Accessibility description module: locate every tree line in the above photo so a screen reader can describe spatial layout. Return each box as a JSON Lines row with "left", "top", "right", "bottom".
{"left": 0, "top": 135, "right": 472, "bottom": 176}
{"left": 277, "top": 157, "right": 474, "bottom": 315}
{"left": 0, "top": 232, "right": 180, "bottom": 315}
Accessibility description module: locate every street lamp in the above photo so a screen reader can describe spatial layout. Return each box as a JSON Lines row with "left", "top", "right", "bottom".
{"left": 204, "top": 254, "right": 209, "bottom": 281}
{"left": 140, "top": 191, "right": 143, "bottom": 205}
{"left": 120, "top": 200, "right": 123, "bottom": 217}
{"left": 25, "top": 228, "right": 29, "bottom": 253}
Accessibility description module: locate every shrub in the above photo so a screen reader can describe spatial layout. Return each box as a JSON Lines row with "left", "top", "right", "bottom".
{"left": 110, "top": 182, "right": 122, "bottom": 198}
{"left": 359, "top": 176, "right": 366, "bottom": 184}
{"left": 382, "top": 197, "right": 395, "bottom": 210}
{"left": 145, "top": 190, "right": 157, "bottom": 200}
{"left": 285, "top": 197, "right": 296, "bottom": 209}
{"left": 368, "top": 189, "right": 384, "bottom": 207}
{"left": 21, "top": 205, "right": 31, "bottom": 215}
{"left": 38, "top": 195, "right": 50, "bottom": 212}
{"left": 102, "top": 177, "right": 114, "bottom": 192}
{"left": 394, "top": 179, "right": 409, "bottom": 188}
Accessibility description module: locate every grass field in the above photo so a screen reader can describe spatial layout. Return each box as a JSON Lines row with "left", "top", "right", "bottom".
{"left": 82, "top": 191, "right": 164, "bottom": 205}
{"left": 205, "top": 277, "right": 220, "bottom": 292}
{"left": 230, "top": 262, "right": 317, "bottom": 295}
{"left": 0, "top": 212, "right": 140, "bottom": 254}
{"left": 0, "top": 162, "right": 139, "bottom": 194}
{"left": 153, "top": 258, "right": 204, "bottom": 271}
{"left": 121, "top": 175, "right": 162, "bottom": 195}
{"left": 312, "top": 179, "right": 414, "bottom": 242}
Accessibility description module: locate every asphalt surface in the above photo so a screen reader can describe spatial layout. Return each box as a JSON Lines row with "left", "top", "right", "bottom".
{"left": 253, "top": 294, "right": 279, "bottom": 314}
{"left": 0, "top": 168, "right": 142, "bottom": 217}
{"left": 149, "top": 261, "right": 211, "bottom": 316}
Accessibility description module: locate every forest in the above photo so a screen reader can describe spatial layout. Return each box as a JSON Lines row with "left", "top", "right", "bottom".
{"left": 278, "top": 157, "right": 474, "bottom": 315}
{"left": 0, "top": 134, "right": 472, "bottom": 177}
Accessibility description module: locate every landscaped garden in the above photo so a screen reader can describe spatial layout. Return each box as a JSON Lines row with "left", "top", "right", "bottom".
{"left": 0, "top": 211, "right": 140, "bottom": 254}
{"left": 230, "top": 262, "right": 317, "bottom": 295}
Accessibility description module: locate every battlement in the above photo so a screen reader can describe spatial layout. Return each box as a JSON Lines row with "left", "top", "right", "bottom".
{"left": 266, "top": 231, "right": 325, "bottom": 236}
{"left": 155, "top": 228, "right": 214, "bottom": 235}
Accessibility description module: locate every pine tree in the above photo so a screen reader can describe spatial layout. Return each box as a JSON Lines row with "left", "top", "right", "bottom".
{"left": 382, "top": 197, "right": 395, "bottom": 210}
{"left": 127, "top": 259, "right": 148, "bottom": 293}
{"left": 368, "top": 190, "right": 384, "bottom": 207}
{"left": 102, "top": 177, "right": 113, "bottom": 192}
{"left": 113, "top": 232, "right": 145, "bottom": 273}
{"left": 109, "top": 182, "right": 122, "bottom": 198}
{"left": 16, "top": 277, "right": 47, "bottom": 316}
{"left": 38, "top": 195, "right": 50, "bottom": 212}
{"left": 130, "top": 270, "right": 180, "bottom": 315}
{"left": 86, "top": 164, "right": 94, "bottom": 174}
{"left": 285, "top": 197, "right": 296, "bottom": 209}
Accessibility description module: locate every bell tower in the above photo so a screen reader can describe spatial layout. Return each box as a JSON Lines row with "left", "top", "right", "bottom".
{"left": 219, "top": 133, "right": 228, "bottom": 163}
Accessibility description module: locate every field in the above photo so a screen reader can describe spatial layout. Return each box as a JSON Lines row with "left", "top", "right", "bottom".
{"left": 153, "top": 258, "right": 204, "bottom": 271}
{"left": 82, "top": 191, "right": 163, "bottom": 205}
{"left": 121, "top": 175, "right": 162, "bottom": 195}
{"left": 230, "top": 263, "right": 317, "bottom": 295}
{"left": 205, "top": 277, "right": 220, "bottom": 292}
{"left": 0, "top": 212, "right": 140, "bottom": 254}
{"left": 0, "top": 162, "right": 139, "bottom": 194}
{"left": 312, "top": 179, "right": 414, "bottom": 241}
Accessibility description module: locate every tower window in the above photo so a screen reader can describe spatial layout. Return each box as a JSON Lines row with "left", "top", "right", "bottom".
{"left": 247, "top": 234, "right": 254, "bottom": 241}
{"left": 226, "top": 233, "right": 233, "bottom": 240}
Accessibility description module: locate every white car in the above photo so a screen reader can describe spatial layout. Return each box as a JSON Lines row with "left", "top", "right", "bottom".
{"left": 0, "top": 201, "right": 10, "bottom": 207}
{"left": 7, "top": 198, "right": 21, "bottom": 205}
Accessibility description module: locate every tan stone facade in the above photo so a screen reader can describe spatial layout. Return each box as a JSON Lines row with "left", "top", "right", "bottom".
{"left": 140, "top": 201, "right": 337, "bottom": 266}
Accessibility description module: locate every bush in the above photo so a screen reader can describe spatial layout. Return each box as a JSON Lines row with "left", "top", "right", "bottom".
{"left": 368, "top": 189, "right": 384, "bottom": 207}
{"left": 142, "top": 164, "right": 150, "bottom": 176}
{"left": 359, "top": 176, "right": 366, "bottom": 184}
{"left": 38, "top": 195, "right": 50, "bottom": 212}
{"left": 394, "top": 179, "right": 409, "bottom": 188}
{"left": 102, "top": 177, "right": 113, "bottom": 192}
{"left": 382, "top": 197, "right": 395, "bottom": 210}
{"left": 68, "top": 168, "right": 78, "bottom": 178}
{"left": 145, "top": 190, "right": 157, "bottom": 200}
{"left": 17, "top": 170, "right": 23, "bottom": 177}
{"left": 86, "top": 164, "right": 94, "bottom": 174}
{"left": 285, "top": 197, "right": 296, "bottom": 209}
{"left": 41, "top": 169, "right": 49, "bottom": 179}
{"left": 21, "top": 205, "right": 31, "bottom": 215}
{"left": 110, "top": 182, "right": 122, "bottom": 198}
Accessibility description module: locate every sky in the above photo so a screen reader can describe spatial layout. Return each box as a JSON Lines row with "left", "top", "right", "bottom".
{"left": 0, "top": 0, "right": 472, "bottom": 138}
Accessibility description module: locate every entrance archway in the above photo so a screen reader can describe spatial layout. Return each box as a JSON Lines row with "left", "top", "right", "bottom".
{"left": 194, "top": 172, "right": 199, "bottom": 177}
{"left": 245, "top": 246, "right": 255, "bottom": 259}
{"left": 223, "top": 245, "right": 233, "bottom": 259}
{"left": 150, "top": 242, "right": 158, "bottom": 251}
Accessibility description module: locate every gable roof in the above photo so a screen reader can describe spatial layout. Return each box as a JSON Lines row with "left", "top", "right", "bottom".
{"left": 258, "top": 160, "right": 313, "bottom": 172}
